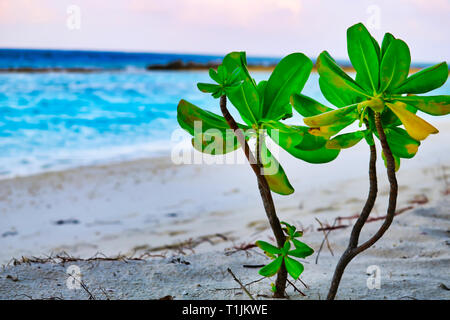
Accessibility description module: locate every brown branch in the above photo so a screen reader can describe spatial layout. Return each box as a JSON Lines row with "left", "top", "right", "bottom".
{"left": 287, "top": 279, "right": 306, "bottom": 296}
{"left": 242, "top": 264, "right": 266, "bottom": 268}
{"left": 317, "top": 225, "right": 348, "bottom": 232}
{"left": 298, "top": 277, "right": 309, "bottom": 289}
{"left": 315, "top": 218, "right": 337, "bottom": 264}
{"left": 327, "top": 137, "right": 378, "bottom": 299}
{"left": 327, "top": 112, "right": 398, "bottom": 300}
{"left": 67, "top": 274, "right": 96, "bottom": 300}
{"left": 224, "top": 242, "right": 257, "bottom": 256}
{"left": 219, "top": 95, "right": 287, "bottom": 298}
{"left": 353, "top": 112, "right": 398, "bottom": 254}
{"left": 316, "top": 206, "right": 413, "bottom": 233}
{"left": 227, "top": 268, "right": 255, "bottom": 300}
{"left": 316, "top": 218, "right": 335, "bottom": 255}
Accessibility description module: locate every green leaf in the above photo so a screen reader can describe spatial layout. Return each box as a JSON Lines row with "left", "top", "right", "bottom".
{"left": 280, "top": 143, "right": 340, "bottom": 164}
{"left": 280, "top": 221, "right": 296, "bottom": 237}
{"left": 257, "top": 80, "right": 268, "bottom": 113}
{"left": 294, "top": 129, "right": 329, "bottom": 150}
{"left": 381, "top": 103, "right": 417, "bottom": 127}
{"left": 347, "top": 23, "right": 380, "bottom": 93}
{"left": 255, "top": 240, "right": 281, "bottom": 255}
{"left": 289, "top": 239, "right": 314, "bottom": 258}
{"left": 228, "top": 67, "right": 242, "bottom": 84}
{"left": 271, "top": 283, "right": 277, "bottom": 293}
{"left": 382, "top": 150, "right": 400, "bottom": 172}
{"left": 265, "top": 121, "right": 304, "bottom": 147}
{"left": 386, "top": 101, "right": 439, "bottom": 141}
{"left": 381, "top": 106, "right": 402, "bottom": 127}
{"left": 303, "top": 104, "right": 358, "bottom": 127}
{"left": 379, "top": 39, "right": 411, "bottom": 93}
{"left": 318, "top": 77, "right": 358, "bottom": 108}
{"left": 266, "top": 121, "right": 328, "bottom": 151}
{"left": 290, "top": 93, "right": 334, "bottom": 117}
{"left": 326, "top": 131, "right": 365, "bottom": 149}
{"left": 217, "top": 65, "right": 227, "bottom": 82}
{"left": 197, "top": 83, "right": 221, "bottom": 95}
{"left": 223, "top": 52, "right": 255, "bottom": 87}
{"left": 293, "top": 231, "right": 303, "bottom": 238}
{"left": 308, "top": 121, "right": 356, "bottom": 139}
{"left": 268, "top": 122, "right": 332, "bottom": 151}
{"left": 383, "top": 127, "right": 420, "bottom": 159}
{"left": 363, "top": 130, "right": 375, "bottom": 146}
{"left": 262, "top": 53, "right": 313, "bottom": 121}
{"left": 381, "top": 33, "right": 395, "bottom": 58}
{"left": 258, "top": 256, "right": 283, "bottom": 277}
{"left": 371, "top": 36, "right": 381, "bottom": 63}
{"left": 222, "top": 52, "right": 260, "bottom": 124}
{"left": 282, "top": 240, "right": 291, "bottom": 254}
{"left": 394, "top": 96, "right": 450, "bottom": 116}
{"left": 284, "top": 256, "right": 304, "bottom": 280}
{"left": 391, "top": 62, "right": 448, "bottom": 94}
{"left": 177, "top": 99, "right": 249, "bottom": 154}
{"left": 266, "top": 122, "right": 340, "bottom": 162}
{"left": 260, "top": 141, "right": 295, "bottom": 195}
{"left": 178, "top": 99, "right": 248, "bottom": 133}
{"left": 209, "top": 68, "right": 221, "bottom": 83}
{"left": 317, "top": 51, "right": 369, "bottom": 102}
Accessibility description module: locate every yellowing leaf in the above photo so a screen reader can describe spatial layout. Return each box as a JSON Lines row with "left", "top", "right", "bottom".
{"left": 307, "top": 122, "right": 351, "bottom": 139}
{"left": 394, "top": 96, "right": 450, "bottom": 116}
{"left": 260, "top": 142, "right": 294, "bottom": 195}
{"left": 386, "top": 102, "right": 439, "bottom": 141}
{"left": 326, "top": 131, "right": 365, "bottom": 149}
{"left": 303, "top": 104, "right": 358, "bottom": 127}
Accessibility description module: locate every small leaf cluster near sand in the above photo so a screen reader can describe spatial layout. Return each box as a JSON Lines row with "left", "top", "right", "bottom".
{"left": 177, "top": 22, "right": 449, "bottom": 299}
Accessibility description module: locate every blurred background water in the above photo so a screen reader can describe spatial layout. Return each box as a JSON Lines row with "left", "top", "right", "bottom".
{"left": 0, "top": 49, "right": 447, "bottom": 178}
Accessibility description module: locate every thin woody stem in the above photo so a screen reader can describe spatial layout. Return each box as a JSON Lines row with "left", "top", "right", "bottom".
{"left": 348, "top": 143, "right": 378, "bottom": 248}
{"left": 327, "top": 142, "right": 377, "bottom": 300}
{"left": 219, "top": 95, "right": 287, "bottom": 298}
{"left": 326, "top": 112, "right": 398, "bottom": 300}
{"left": 356, "top": 112, "right": 398, "bottom": 253}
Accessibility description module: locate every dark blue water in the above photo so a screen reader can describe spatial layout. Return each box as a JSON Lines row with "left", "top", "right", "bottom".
{"left": 0, "top": 49, "right": 281, "bottom": 70}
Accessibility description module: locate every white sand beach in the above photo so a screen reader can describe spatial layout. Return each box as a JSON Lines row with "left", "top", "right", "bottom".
{"left": 0, "top": 121, "right": 449, "bottom": 300}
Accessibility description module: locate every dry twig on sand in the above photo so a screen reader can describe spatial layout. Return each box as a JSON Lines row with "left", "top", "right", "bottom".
{"left": 287, "top": 279, "right": 306, "bottom": 297}
{"left": 227, "top": 268, "right": 255, "bottom": 300}
{"left": 315, "top": 218, "right": 336, "bottom": 264}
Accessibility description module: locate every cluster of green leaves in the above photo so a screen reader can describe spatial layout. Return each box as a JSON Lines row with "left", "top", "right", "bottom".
{"left": 197, "top": 65, "right": 243, "bottom": 98}
{"left": 295, "top": 23, "right": 449, "bottom": 170}
{"left": 178, "top": 51, "right": 340, "bottom": 196}
{"left": 177, "top": 22, "right": 449, "bottom": 291}
{"left": 256, "top": 222, "right": 314, "bottom": 280}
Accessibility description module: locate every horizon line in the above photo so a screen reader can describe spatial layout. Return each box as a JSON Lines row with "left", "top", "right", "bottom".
{"left": 0, "top": 47, "right": 445, "bottom": 67}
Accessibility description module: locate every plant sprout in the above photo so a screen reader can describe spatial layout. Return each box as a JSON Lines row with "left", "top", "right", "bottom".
{"left": 256, "top": 222, "right": 314, "bottom": 281}
{"left": 177, "top": 52, "right": 336, "bottom": 297}
{"left": 298, "top": 22, "right": 449, "bottom": 299}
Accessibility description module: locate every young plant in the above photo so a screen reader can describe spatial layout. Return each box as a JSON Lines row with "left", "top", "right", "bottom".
{"left": 177, "top": 52, "right": 336, "bottom": 297}
{"left": 297, "top": 23, "right": 449, "bottom": 299}
{"left": 256, "top": 222, "right": 314, "bottom": 283}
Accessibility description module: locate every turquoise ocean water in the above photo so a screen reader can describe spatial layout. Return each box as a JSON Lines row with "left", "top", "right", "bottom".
{"left": 0, "top": 49, "right": 447, "bottom": 178}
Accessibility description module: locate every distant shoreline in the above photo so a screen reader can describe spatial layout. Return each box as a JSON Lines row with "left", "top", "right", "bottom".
{"left": 0, "top": 64, "right": 431, "bottom": 74}
{"left": 0, "top": 48, "right": 444, "bottom": 74}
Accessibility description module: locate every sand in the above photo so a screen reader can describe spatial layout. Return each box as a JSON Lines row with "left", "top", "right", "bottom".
{"left": 0, "top": 121, "right": 449, "bottom": 300}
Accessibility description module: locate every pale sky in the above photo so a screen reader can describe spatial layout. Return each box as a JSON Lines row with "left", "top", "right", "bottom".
{"left": 0, "top": 0, "right": 449, "bottom": 62}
